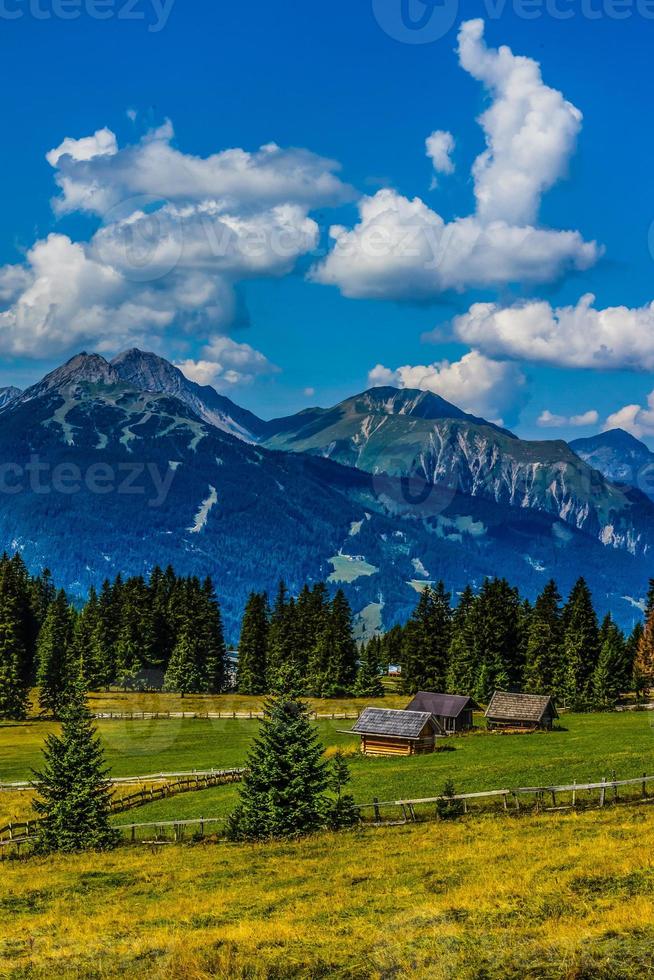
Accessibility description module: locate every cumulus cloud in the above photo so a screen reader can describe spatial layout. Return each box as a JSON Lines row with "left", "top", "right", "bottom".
{"left": 454, "top": 294, "right": 654, "bottom": 371}
{"left": 175, "top": 336, "right": 278, "bottom": 388}
{"left": 0, "top": 122, "right": 349, "bottom": 360}
{"left": 605, "top": 396, "right": 654, "bottom": 439}
{"left": 368, "top": 350, "right": 525, "bottom": 423}
{"left": 425, "top": 130, "right": 455, "bottom": 183}
{"left": 537, "top": 408, "right": 599, "bottom": 428}
{"left": 48, "top": 120, "right": 352, "bottom": 217}
{"left": 458, "top": 18, "right": 582, "bottom": 226}
{"left": 311, "top": 20, "right": 598, "bottom": 301}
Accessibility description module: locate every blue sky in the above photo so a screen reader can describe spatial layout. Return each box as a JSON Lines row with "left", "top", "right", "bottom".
{"left": 1, "top": 0, "right": 654, "bottom": 440}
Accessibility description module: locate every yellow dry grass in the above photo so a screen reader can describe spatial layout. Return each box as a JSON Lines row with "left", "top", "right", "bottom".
{"left": 2, "top": 806, "right": 654, "bottom": 978}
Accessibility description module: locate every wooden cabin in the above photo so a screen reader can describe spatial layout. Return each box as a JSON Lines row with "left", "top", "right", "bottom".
{"left": 352, "top": 707, "right": 442, "bottom": 756}
{"left": 405, "top": 692, "right": 478, "bottom": 733}
{"left": 485, "top": 691, "right": 558, "bottom": 732}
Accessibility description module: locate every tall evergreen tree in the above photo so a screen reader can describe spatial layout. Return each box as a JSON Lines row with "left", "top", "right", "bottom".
{"left": 37, "top": 590, "right": 74, "bottom": 718}
{"left": 201, "top": 577, "right": 228, "bottom": 694}
{"left": 0, "top": 587, "right": 29, "bottom": 720}
{"left": 228, "top": 667, "right": 328, "bottom": 840}
{"left": 523, "top": 580, "right": 563, "bottom": 697}
{"left": 354, "top": 637, "right": 385, "bottom": 697}
{"left": 592, "top": 619, "right": 625, "bottom": 709}
{"left": 32, "top": 679, "right": 119, "bottom": 853}
{"left": 634, "top": 580, "right": 654, "bottom": 699}
{"left": 446, "top": 585, "right": 477, "bottom": 695}
{"left": 562, "top": 577, "right": 600, "bottom": 710}
{"left": 237, "top": 592, "right": 269, "bottom": 694}
{"left": 402, "top": 583, "right": 452, "bottom": 694}
{"left": 471, "top": 578, "right": 522, "bottom": 701}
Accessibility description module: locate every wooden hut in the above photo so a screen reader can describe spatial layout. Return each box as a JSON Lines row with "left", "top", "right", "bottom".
{"left": 405, "top": 692, "right": 477, "bottom": 733}
{"left": 485, "top": 691, "right": 558, "bottom": 732}
{"left": 351, "top": 707, "right": 442, "bottom": 756}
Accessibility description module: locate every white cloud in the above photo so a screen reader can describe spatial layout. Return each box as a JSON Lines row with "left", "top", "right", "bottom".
{"left": 367, "top": 350, "right": 525, "bottom": 423}
{"left": 425, "top": 130, "right": 455, "bottom": 183}
{"left": 0, "top": 122, "right": 347, "bottom": 360}
{"left": 454, "top": 294, "right": 654, "bottom": 370}
{"left": 311, "top": 20, "right": 598, "bottom": 301}
{"left": 457, "top": 18, "right": 582, "bottom": 226}
{"left": 311, "top": 188, "right": 596, "bottom": 299}
{"left": 537, "top": 408, "right": 599, "bottom": 428}
{"left": 47, "top": 121, "right": 353, "bottom": 217}
{"left": 45, "top": 127, "right": 118, "bottom": 168}
{"left": 176, "top": 336, "right": 278, "bottom": 389}
{"left": 605, "top": 396, "right": 654, "bottom": 439}
{"left": 303, "top": 386, "right": 316, "bottom": 397}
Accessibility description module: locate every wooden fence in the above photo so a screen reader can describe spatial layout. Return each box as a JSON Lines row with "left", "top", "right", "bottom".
{"left": 91, "top": 710, "right": 362, "bottom": 721}
{"left": 5, "top": 769, "right": 654, "bottom": 856}
{"left": 357, "top": 771, "right": 654, "bottom": 824}
{"left": 0, "top": 767, "right": 244, "bottom": 793}
{"left": 0, "top": 767, "right": 244, "bottom": 850}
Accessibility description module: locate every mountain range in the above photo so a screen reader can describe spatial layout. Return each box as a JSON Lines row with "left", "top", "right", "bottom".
{"left": 0, "top": 348, "right": 651, "bottom": 636}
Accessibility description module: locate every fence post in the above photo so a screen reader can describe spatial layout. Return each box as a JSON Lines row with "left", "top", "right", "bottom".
{"left": 599, "top": 777, "right": 606, "bottom": 807}
{"left": 572, "top": 780, "right": 577, "bottom": 807}
{"left": 643, "top": 772, "right": 648, "bottom": 798}
{"left": 373, "top": 797, "right": 380, "bottom": 823}
{"left": 612, "top": 770, "right": 618, "bottom": 802}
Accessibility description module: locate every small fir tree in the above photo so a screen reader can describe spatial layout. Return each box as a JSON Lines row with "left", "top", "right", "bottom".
{"left": 36, "top": 590, "right": 74, "bottom": 718}
{"left": 32, "top": 679, "right": 119, "bottom": 853}
{"left": 326, "top": 750, "right": 359, "bottom": 830}
{"left": 228, "top": 666, "right": 328, "bottom": 840}
{"left": 237, "top": 592, "right": 269, "bottom": 694}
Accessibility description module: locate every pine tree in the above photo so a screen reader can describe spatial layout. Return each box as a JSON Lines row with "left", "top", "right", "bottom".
{"left": 201, "top": 577, "right": 227, "bottom": 694}
{"left": 163, "top": 620, "right": 205, "bottom": 695}
{"left": 237, "top": 592, "right": 269, "bottom": 694}
{"left": 471, "top": 578, "right": 522, "bottom": 700}
{"left": 402, "top": 583, "right": 452, "bottom": 694}
{"left": 326, "top": 750, "right": 359, "bottom": 829}
{"left": 0, "top": 587, "right": 29, "bottom": 720}
{"left": 380, "top": 624, "right": 403, "bottom": 673}
{"left": 634, "top": 580, "right": 654, "bottom": 699}
{"left": 562, "top": 577, "right": 600, "bottom": 710}
{"left": 37, "top": 590, "right": 74, "bottom": 718}
{"left": 592, "top": 619, "right": 625, "bottom": 709}
{"left": 228, "top": 667, "right": 328, "bottom": 840}
{"left": 354, "top": 637, "right": 385, "bottom": 697}
{"left": 266, "top": 581, "right": 294, "bottom": 689}
{"left": 624, "top": 621, "right": 643, "bottom": 694}
{"left": 523, "top": 580, "right": 563, "bottom": 696}
{"left": 446, "top": 586, "right": 477, "bottom": 695}
{"left": 32, "top": 678, "right": 119, "bottom": 853}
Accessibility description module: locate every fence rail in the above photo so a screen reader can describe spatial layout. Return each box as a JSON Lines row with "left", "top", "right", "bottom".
{"left": 0, "top": 767, "right": 244, "bottom": 847}
{"left": 90, "top": 710, "right": 362, "bottom": 721}
{"left": 357, "top": 771, "right": 654, "bottom": 823}
{"left": 0, "top": 767, "right": 244, "bottom": 793}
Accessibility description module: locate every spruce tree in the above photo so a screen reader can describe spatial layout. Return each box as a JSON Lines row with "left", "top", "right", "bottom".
{"left": 201, "top": 577, "right": 227, "bottom": 694}
{"left": 562, "top": 577, "right": 600, "bottom": 710}
{"left": 237, "top": 592, "right": 269, "bottom": 694}
{"left": 402, "top": 583, "right": 452, "bottom": 694}
{"left": 354, "top": 637, "right": 385, "bottom": 697}
{"left": 471, "top": 578, "right": 521, "bottom": 701}
{"left": 37, "top": 590, "right": 74, "bottom": 718}
{"left": 32, "top": 678, "right": 119, "bottom": 853}
{"left": 326, "top": 750, "right": 359, "bottom": 829}
{"left": 446, "top": 586, "right": 477, "bottom": 695}
{"left": 634, "top": 580, "right": 654, "bottom": 699}
{"left": 523, "top": 580, "right": 563, "bottom": 697}
{"left": 0, "top": 588, "right": 29, "bottom": 720}
{"left": 228, "top": 667, "right": 328, "bottom": 840}
{"left": 592, "top": 619, "right": 625, "bottom": 709}
{"left": 163, "top": 620, "right": 205, "bottom": 695}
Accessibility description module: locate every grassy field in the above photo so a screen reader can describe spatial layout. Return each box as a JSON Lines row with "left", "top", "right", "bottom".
{"left": 4, "top": 708, "right": 654, "bottom": 829}
{"left": 3, "top": 807, "right": 654, "bottom": 978}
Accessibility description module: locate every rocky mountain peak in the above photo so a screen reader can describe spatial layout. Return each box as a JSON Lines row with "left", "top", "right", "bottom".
{"left": 21, "top": 353, "right": 121, "bottom": 400}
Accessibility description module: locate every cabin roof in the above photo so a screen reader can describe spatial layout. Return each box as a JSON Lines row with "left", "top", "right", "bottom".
{"left": 405, "top": 691, "right": 477, "bottom": 718}
{"left": 485, "top": 691, "right": 558, "bottom": 722}
{"left": 352, "top": 707, "right": 439, "bottom": 739}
